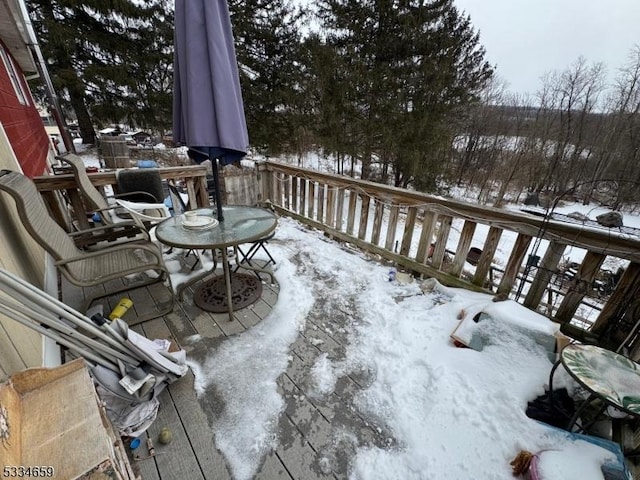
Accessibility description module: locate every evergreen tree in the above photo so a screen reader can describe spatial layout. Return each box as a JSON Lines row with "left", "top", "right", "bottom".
{"left": 317, "top": 0, "right": 493, "bottom": 187}
{"left": 26, "top": 0, "right": 173, "bottom": 143}
{"left": 305, "top": 33, "right": 362, "bottom": 175}
{"left": 228, "top": 0, "right": 306, "bottom": 154}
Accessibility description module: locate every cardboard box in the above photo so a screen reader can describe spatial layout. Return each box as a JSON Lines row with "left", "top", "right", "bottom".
{"left": 0, "top": 359, "right": 136, "bottom": 480}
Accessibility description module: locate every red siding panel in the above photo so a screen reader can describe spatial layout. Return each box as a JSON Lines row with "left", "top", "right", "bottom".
{"left": 0, "top": 42, "right": 49, "bottom": 177}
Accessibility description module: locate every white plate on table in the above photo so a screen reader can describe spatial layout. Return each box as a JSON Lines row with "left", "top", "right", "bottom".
{"left": 182, "top": 216, "right": 218, "bottom": 230}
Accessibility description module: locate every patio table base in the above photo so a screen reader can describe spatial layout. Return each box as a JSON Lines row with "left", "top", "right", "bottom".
{"left": 194, "top": 273, "right": 263, "bottom": 313}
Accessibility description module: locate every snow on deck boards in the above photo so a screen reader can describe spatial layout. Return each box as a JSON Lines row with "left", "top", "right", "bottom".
{"left": 62, "top": 260, "right": 391, "bottom": 480}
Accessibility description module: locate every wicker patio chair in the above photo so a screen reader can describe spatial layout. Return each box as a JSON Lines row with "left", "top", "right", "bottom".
{"left": 0, "top": 169, "right": 175, "bottom": 325}
{"left": 116, "top": 167, "right": 165, "bottom": 204}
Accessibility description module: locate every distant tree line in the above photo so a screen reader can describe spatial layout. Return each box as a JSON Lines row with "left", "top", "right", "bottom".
{"left": 26, "top": 0, "right": 174, "bottom": 144}
{"left": 454, "top": 49, "right": 640, "bottom": 209}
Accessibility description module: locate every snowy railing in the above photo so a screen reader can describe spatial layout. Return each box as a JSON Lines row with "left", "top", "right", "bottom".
{"left": 258, "top": 161, "right": 640, "bottom": 356}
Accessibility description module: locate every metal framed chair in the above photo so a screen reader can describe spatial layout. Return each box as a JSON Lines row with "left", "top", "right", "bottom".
{"left": 167, "top": 183, "right": 189, "bottom": 215}
{"left": 233, "top": 231, "right": 276, "bottom": 281}
{"left": 0, "top": 169, "right": 175, "bottom": 324}
{"left": 57, "top": 153, "right": 168, "bottom": 244}
{"left": 114, "top": 199, "right": 171, "bottom": 241}
{"left": 165, "top": 183, "right": 206, "bottom": 270}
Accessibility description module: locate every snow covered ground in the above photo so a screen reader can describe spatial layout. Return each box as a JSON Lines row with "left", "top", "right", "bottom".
{"left": 182, "top": 218, "right": 631, "bottom": 480}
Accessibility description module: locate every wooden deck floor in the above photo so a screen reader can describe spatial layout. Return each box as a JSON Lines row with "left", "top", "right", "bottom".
{"left": 62, "top": 256, "right": 394, "bottom": 480}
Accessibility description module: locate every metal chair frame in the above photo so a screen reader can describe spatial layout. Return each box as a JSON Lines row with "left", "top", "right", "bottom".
{"left": 0, "top": 169, "right": 175, "bottom": 325}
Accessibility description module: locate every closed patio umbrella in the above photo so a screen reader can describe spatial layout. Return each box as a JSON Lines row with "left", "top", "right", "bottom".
{"left": 173, "top": 0, "right": 249, "bottom": 221}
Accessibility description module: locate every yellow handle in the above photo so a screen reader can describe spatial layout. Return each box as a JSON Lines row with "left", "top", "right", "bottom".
{"left": 109, "top": 298, "right": 133, "bottom": 320}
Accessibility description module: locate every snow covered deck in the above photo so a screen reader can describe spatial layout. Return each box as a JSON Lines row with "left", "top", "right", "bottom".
{"left": 128, "top": 276, "right": 390, "bottom": 480}
{"left": 61, "top": 218, "right": 639, "bottom": 480}
{"left": 62, "top": 254, "right": 392, "bottom": 480}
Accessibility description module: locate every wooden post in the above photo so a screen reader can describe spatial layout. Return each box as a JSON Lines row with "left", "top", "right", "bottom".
{"left": 450, "top": 220, "right": 477, "bottom": 277}
{"left": 555, "top": 251, "right": 606, "bottom": 323}
{"left": 384, "top": 205, "right": 400, "bottom": 252}
{"left": 472, "top": 226, "right": 503, "bottom": 287}
{"left": 590, "top": 262, "right": 640, "bottom": 335}
{"left": 259, "top": 166, "right": 271, "bottom": 204}
{"left": 335, "top": 187, "right": 345, "bottom": 231}
{"left": 416, "top": 211, "right": 437, "bottom": 264}
{"left": 194, "top": 175, "right": 209, "bottom": 207}
{"left": 431, "top": 215, "right": 453, "bottom": 270}
{"left": 346, "top": 191, "right": 357, "bottom": 236}
{"left": 67, "top": 188, "right": 91, "bottom": 230}
{"left": 284, "top": 174, "right": 291, "bottom": 210}
{"left": 271, "top": 171, "right": 280, "bottom": 207}
{"left": 358, "top": 194, "right": 370, "bottom": 241}
{"left": 326, "top": 186, "right": 336, "bottom": 229}
{"left": 497, "top": 233, "right": 532, "bottom": 296}
{"left": 307, "top": 181, "right": 315, "bottom": 219}
{"left": 299, "top": 179, "right": 307, "bottom": 217}
{"left": 291, "top": 176, "right": 298, "bottom": 213}
{"left": 371, "top": 201, "right": 385, "bottom": 246}
{"left": 317, "top": 183, "right": 325, "bottom": 224}
{"left": 523, "top": 241, "right": 566, "bottom": 309}
{"left": 400, "top": 207, "right": 417, "bottom": 257}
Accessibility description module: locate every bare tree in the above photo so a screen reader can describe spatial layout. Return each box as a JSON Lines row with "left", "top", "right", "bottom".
{"left": 493, "top": 93, "right": 535, "bottom": 207}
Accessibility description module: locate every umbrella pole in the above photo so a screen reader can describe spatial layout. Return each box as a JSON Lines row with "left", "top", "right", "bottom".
{"left": 212, "top": 156, "right": 224, "bottom": 221}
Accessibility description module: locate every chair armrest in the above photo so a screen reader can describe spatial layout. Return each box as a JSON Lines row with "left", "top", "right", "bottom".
{"left": 55, "top": 242, "right": 163, "bottom": 266}
{"left": 115, "top": 199, "right": 171, "bottom": 222}
{"left": 69, "top": 221, "right": 148, "bottom": 248}
{"left": 69, "top": 221, "right": 142, "bottom": 236}
{"left": 114, "top": 191, "right": 161, "bottom": 203}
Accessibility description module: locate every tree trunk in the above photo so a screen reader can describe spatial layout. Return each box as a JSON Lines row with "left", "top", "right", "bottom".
{"left": 361, "top": 151, "right": 372, "bottom": 180}
{"left": 72, "top": 95, "right": 96, "bottom": 145}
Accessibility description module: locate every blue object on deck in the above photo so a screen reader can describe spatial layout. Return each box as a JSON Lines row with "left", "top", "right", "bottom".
{"left": 137, "top": 160, "right": 159, "bottom": 168}
{"left": 388, "top": 269, "right": 396, "bottom": 282}
{"left": 532, "top": 423, "right": 632, "bottom": 480}
{"left": 129, "top": 437, "right": 141, "bottom": 449}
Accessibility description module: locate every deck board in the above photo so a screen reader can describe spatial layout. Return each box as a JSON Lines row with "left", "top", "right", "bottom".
{"left": 255, "top": 452, "right": 294, "bottom": 480}
{"left": 62, "top": 258, "right": 390, "bottom": 480}
{"left": 143, "top": 387, "right": 205, "bottom": 480}
{"left": 138, "top": 317, "right": 231, "bottom": 480}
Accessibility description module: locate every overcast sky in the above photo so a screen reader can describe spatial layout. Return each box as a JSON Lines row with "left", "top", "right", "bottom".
{"left": 454, "top": 0, "right": 640, "bottom": 97}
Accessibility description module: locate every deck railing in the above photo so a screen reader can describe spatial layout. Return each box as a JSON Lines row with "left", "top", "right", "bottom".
{"left": 30, "top": 161, "right": 640, "bottom": 357}
{"left": 257, "top": 161, "right": 640, "bottom": 358}
{"left": 34, "top": 165, "right": 210, "bottom": 231}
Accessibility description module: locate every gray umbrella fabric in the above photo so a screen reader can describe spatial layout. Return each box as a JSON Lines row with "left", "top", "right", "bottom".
{"left": 173, "top": 0, "right": 249, "bottom": 220}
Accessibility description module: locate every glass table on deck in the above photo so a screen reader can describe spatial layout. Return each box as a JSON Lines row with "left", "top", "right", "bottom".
{"left": 549, "top": 344, "right": 640, "bottom": 432}
{"left": 155, "top": 205, "right": 277, "bottom": 321}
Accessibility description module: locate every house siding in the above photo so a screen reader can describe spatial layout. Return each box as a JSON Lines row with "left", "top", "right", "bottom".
{"left": 0, "top": 40, "right": 49, "bottom": 177}
{"left": 0, "top": 125, "right": 45, "bottom": 381}
{"left": 0, "top": 36, "right": 49, "bottom": 379}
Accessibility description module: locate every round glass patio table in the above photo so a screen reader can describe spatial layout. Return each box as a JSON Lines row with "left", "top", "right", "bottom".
{"left": 553, "top": 344, "right": 640, "bottom": 430}
{"left": 549, "top": 344, "right": 640, "bottom": 431}
{"left": 155, "top": 205, "right": 277, "bottom": 320}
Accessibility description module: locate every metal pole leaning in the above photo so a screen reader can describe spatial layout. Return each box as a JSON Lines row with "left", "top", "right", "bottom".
{"left": 0, "top": 268, "right": 134, "bottom": 357}
{"left": 0, "top": 296, "right": 139, "bottom": 367}
{"left": 0, "top": 302, "right": 119, "bottom": 371}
